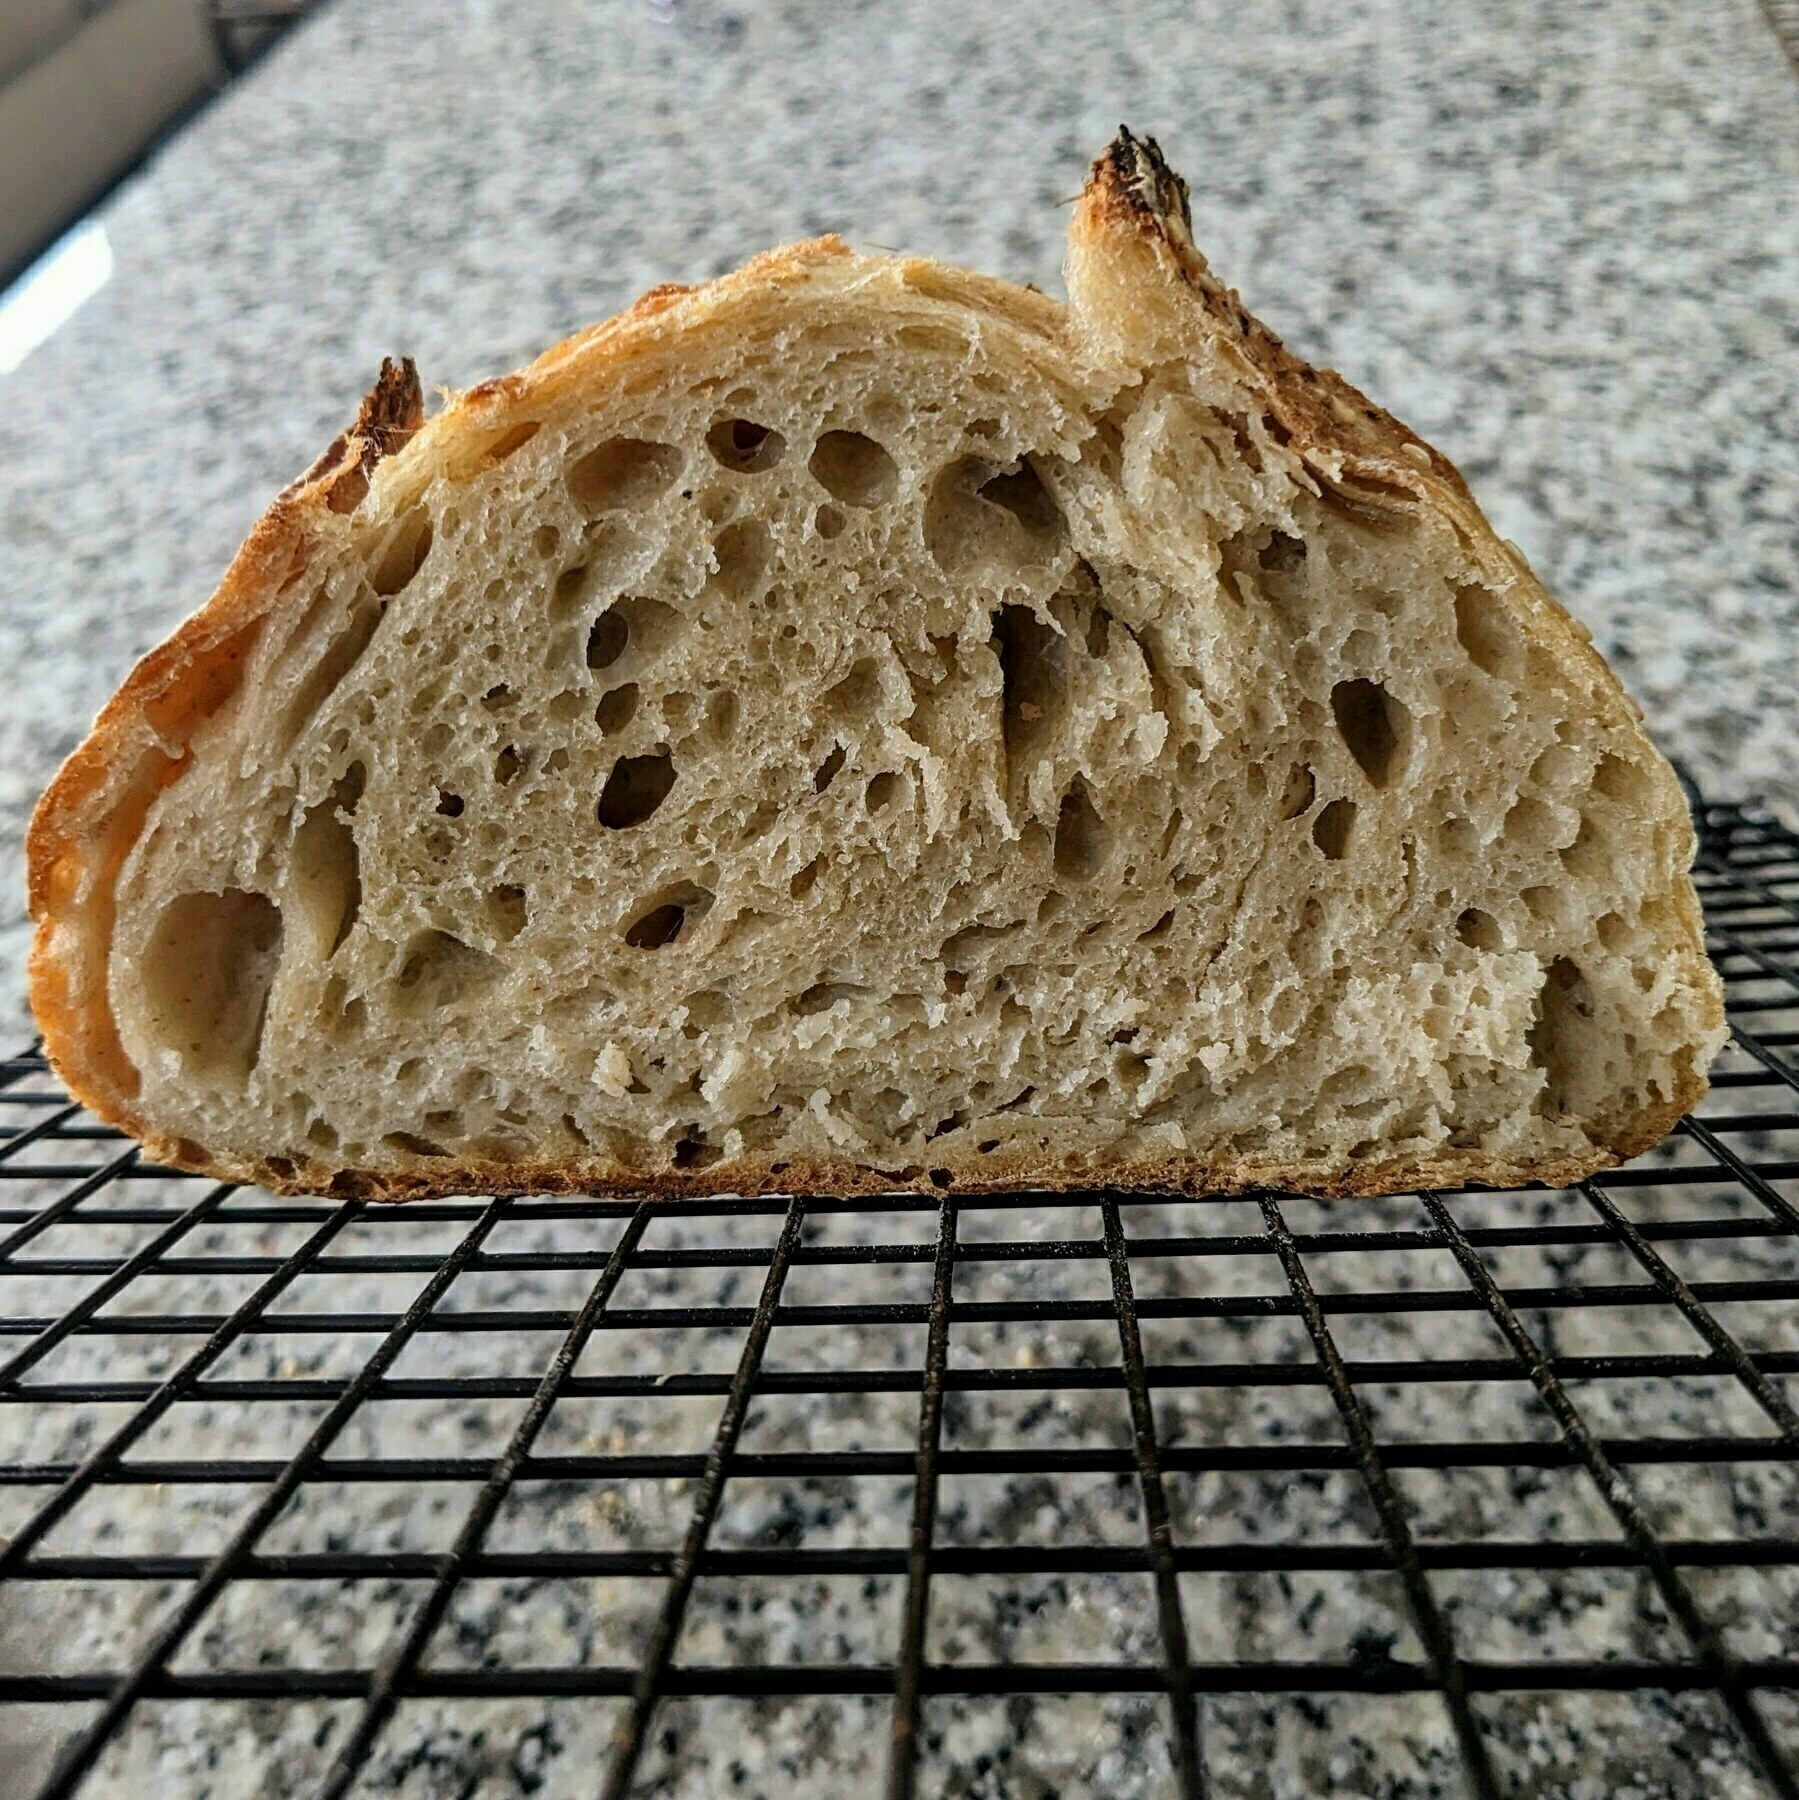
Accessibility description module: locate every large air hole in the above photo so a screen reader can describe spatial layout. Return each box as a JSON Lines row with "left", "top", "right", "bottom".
{"left": 1313, "top": 798, "right": 1357, "bottom": 860}
{"left": 371, "top": 509, "right": 435, "bottom": 596}
{"left": 809, "top": 430, "right": 897, "bottom": 507}
{"left": 567, "top": 437, "right": 683, "bottom": 513}
{"left": 1331, "top": 680, "right": 1406, "bottom": 789}
{"left": 1053, "top": 781, "right": 1105, "bottom": 882}
{"left": 273, "top": 594, "right": 386, "bottom": 753}
{"left": 1454, "top": 585, "right": 1523, "bottom": 680}
{"left": 703, "top": 690, "right": 739, "bottom": 746}
{"left": 673, "top": 1132, "right": 723, "bottom": 1170}
{"left": 926, "top": 456, "right": 1063, "bottom": 575}
{"left": 598, "top": 750, "right": 676, "bottom": 828}
{"left": 706, "top": 417, "right": 786, "bottom": 472}
{"left": 992, "top": 603, "right": 1065, "bottom": 765}
{"left": 1528, "top": 956, "right": 1600, "bottom": 1120}
{"left": 394, "top": 930, "right": 499, "bottom": 1015}
{"left": 824, "top": 658, "right": 884, "bottom": 725}
{"left": 625, "top": 884, "right": 713, "bottom": 950}
{"left": 288, "top": 801, "right": 360, "bottom": 958}
{"left": 1504, "top": 795, "right": 1567, "bottom": 852}
{"left": 710, "top": 518, "right": 772, "bottom": 602}
{"left": 141, "top": 890, "right": 283, "bottom": 1083}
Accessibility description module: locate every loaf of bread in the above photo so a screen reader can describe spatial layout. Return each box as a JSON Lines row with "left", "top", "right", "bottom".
{"left": 26, "top": 130, "right": 1724, "bottom": 1200}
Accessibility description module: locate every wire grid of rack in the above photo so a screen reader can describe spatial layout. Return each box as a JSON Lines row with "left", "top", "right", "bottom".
{"left": 0, "top": 795, "right": 1793, "bottom": 1798}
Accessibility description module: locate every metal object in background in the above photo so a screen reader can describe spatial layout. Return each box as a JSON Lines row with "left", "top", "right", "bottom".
{"left": 0, "top": 796, "right": 1794, "bottom": 1796}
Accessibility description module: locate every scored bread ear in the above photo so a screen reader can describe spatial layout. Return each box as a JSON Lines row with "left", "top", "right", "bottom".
{"left": 1069, "top": 128, "right": 1474, "bottom": 526}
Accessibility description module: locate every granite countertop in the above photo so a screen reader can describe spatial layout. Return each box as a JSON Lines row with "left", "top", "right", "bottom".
{"left": 0, "top": 1, "right": 1795, "bottom": 1795}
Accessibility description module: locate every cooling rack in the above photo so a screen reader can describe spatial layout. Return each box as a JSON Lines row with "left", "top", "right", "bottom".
{"left": 0, "top": 795, "right": 1794, "bottom": 1798}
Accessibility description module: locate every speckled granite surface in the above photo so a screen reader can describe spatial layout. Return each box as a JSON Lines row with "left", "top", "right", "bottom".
{"left": 0, "top": 1, "right": 1796, "bottom": 1794}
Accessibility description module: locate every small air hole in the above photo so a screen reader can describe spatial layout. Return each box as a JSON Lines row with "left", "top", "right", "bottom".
{"left": 1456, "top": 907, "right": 1503, "bottom": 951}
{"left": 383, "top": 1131, "right": 449, "bottom": 1159}
{"left": 710, "top": 518, "right": 772, "bottom": 603}
{"left": 371, "top": 510, "right": 435, "bottom": 596}
{"left": 810, "top": 430, "right": 897, "bottom": 507}
{"left": 587, "top": 610, "right": 628, "bottom": 670}
{"left": 595, "top": 684, "right": 640, "bottom": 734}
{"left": 598, "top": 751, "right": 676, "bottom": 828}
{"left": 978, "top": 460, "right": 1061, "bottom": 532}
{"left": 1331, "top": 680, "right": 1405, "bottom": 789}
{"left": 626, "top": 884, "right": 712, "bottom": 950}
{"left": 481, "top": 683, "right": 516, "bottom": 712}
{"left": 706, "top": 418, "right": 786, "bottom": 472}
{"left": 1279, "top": 763, "right": 1316, "bottom": 820}
{"left": 626, "top": 904, "right": 686, "bottom": 949}
{"left": 866, "top": 771, "right": 904, "bottom": 813}
{"left": 494, "top": 746, "right": 524, "bottom": 785}
{"left": 1313, "top": 798, "right": 1357, "bottom": 860}
{"left": 674, "top": 1132, "right": 723, "bottom": 1169}
{"left": 434, "top": 789, "right": 464, "bottom": 817}
{"left": 1053, "top": 781, "right": 1105, "bottom": 882}
{"left": 813, "top": 741, "right": 846, "bottom": 792}
{"left": 790, "top": 857, "right": 824, "bottom": 900}
{"left": 488, "top": 885, "right": 528, "bottom": 942}
{"left": 1259, "top": 531, "right": 1306, "bottom": 573}
{"left": 815, "top": 504, "right": 846, "bottom": 540}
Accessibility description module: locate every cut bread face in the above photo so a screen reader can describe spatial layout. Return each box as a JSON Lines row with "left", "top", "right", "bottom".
{"left": 27, "top": 130, "right": 1724, "bottom": 1199}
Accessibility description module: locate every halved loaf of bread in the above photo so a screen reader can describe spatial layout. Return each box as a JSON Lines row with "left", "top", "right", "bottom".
{"left": 27, "top": 130, "right": 1724, "bottom": 1200}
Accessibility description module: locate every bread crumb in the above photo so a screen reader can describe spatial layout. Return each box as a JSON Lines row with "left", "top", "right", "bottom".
{"left": 592, "top": 1041, "right": 633, "bottom": 1097}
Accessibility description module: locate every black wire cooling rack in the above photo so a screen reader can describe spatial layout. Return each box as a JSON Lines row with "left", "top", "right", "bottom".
{"left": 0, "top": 796, "right": 1795, "bottom": 1798}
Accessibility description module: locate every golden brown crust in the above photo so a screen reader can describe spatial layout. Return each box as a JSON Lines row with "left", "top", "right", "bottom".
{"left": 26, "top": 359, "right": 429, "bottom": 1145}
{"left": 122, "top": 1106, "right": 1678, "bottom": 1205}
{"left": 26, "top": 131, "right": 1721, "bottom": 1202}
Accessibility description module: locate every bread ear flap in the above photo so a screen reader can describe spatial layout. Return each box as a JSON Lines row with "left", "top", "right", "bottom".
{"left": 292, "top": 355, "right": 425, "bottom": 515}
{"left": 1065, "top": 127, "right": 1217, "bottom": 366}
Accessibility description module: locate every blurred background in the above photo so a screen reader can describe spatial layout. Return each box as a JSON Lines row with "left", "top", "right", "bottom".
{"left": 0, "top": 0, "right": 1795, "bottom": 1042}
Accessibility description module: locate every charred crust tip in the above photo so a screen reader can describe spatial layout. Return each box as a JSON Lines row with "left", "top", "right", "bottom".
{"left": 355, "top": 354, "right": 425, "bottom": 458}
{"left": 1095, "top": 125, "right": 1196, "bottom": 248}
